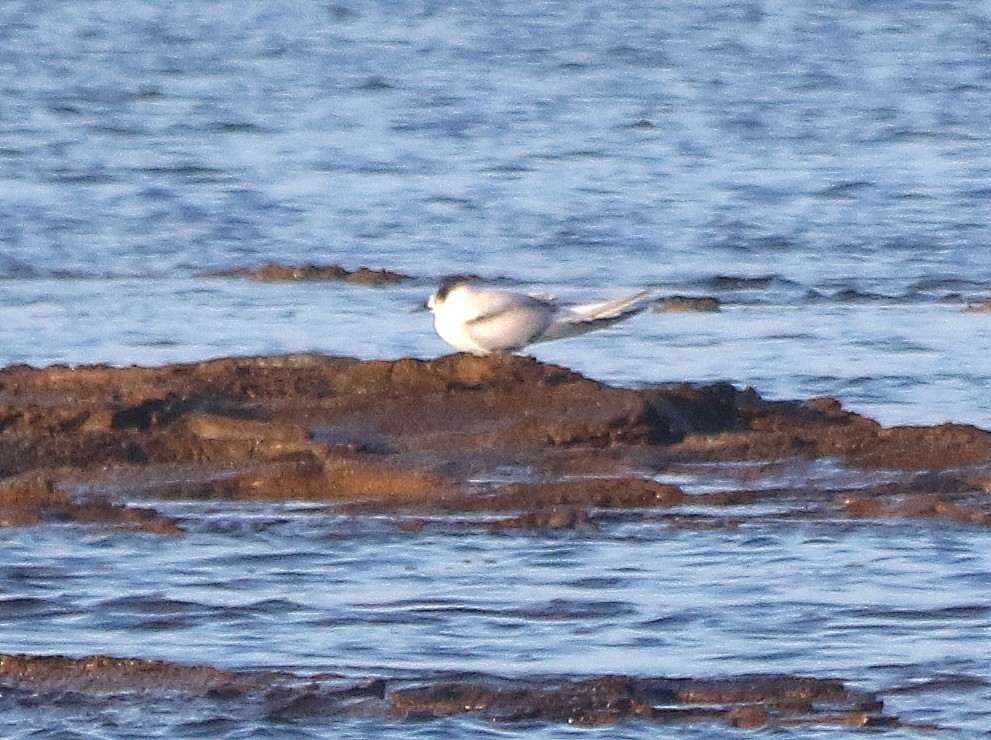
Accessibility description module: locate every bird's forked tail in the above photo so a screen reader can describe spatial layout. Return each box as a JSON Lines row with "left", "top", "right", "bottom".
{"left": 543, "top": 289, "right": 655, "bottom": 340}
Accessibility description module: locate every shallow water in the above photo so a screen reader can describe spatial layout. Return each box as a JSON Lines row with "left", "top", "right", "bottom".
{"left": 2, "top": 509, "right": 991, "bottom": 735}
{"left": 2, "top": 0, "right": 991, "bottom": 735}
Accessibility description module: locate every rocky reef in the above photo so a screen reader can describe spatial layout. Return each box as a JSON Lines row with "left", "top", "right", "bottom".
{"left": 1, "top": 352, "right": 990, "bottom": 530}
{"left": 3, "top": 352, "right": 989, "bottom": 732}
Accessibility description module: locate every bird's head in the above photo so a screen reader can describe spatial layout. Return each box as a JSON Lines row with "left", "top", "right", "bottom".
{"left": 418, "top": 275, "right": 479, "bottom": 313}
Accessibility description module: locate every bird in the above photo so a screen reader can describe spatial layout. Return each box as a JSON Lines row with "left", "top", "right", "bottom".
{"left": 419, "top": 277, "right": 654, "bottom": 355}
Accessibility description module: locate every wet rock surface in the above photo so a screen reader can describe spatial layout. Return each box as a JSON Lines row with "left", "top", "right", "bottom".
{"left": 0, "top": 653, "right": 258, "bottom": 695}
{"left": 963, "top": 299, "right": 991, "bottom": 313}
{"left": 388, "top": 674, "right": 917, "bottom": 728}
{"left": 0, "top": 652, "right": 930, "bottom": 730}
{"left": 653, "top": 295, "right": 722, "bottom": 312}
{"left": 0, "top": 473, "right": 180, "bottom": 532}
{"left": 205, "top": 262, "right": 412, "bottom": 284}
{"left": 1, "top": 352, "right": 991, "bottom": 529}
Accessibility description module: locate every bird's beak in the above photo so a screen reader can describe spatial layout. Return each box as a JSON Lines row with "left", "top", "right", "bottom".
{"left": 411, "top": 301, "right": 430, "bottom": 313}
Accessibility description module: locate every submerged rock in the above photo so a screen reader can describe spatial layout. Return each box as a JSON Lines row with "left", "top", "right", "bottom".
{"left": 389, "top": 673, "right": 896, "bottom": 728}
{"left": 0, "top": 652, "right": 922, "bottom": 730}
{"left": 205, "top": 262, "right": 411, "bottom": 284}
{"left": 0, "top": 473, "right": 179, "bottom": 532}
{"left": 963, "top": 299, "right": 991, "bottom": 313}
{"left": 653, "top": 295, "right": 722, "bottom": 312}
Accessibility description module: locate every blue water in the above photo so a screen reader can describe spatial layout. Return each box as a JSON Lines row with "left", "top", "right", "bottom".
{"left": 2, "top": 0, "right": 991, "bottom": 735}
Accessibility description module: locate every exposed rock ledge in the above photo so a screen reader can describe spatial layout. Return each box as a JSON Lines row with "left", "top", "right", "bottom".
{"left": 1, "top": 353, "right": 990, "bottom": 530}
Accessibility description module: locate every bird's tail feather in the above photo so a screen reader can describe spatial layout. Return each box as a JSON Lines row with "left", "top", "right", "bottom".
{"left": 541, "top": 289, "right": 655, "bottom": 341}
{"left": 567, "top": 289, "right": 655, "bottom": 321}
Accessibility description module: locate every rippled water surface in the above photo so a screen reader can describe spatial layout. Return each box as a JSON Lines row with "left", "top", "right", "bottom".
{"left": 2, "top": 0, "right": 991, "bottom": 736}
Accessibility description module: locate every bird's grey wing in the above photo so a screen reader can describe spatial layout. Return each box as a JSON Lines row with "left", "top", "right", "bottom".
{"left": 464, "top": 295, "right": 556, "bottom": 351}
{"left": 541, "top": 289, "right": 654, "bottom": 341}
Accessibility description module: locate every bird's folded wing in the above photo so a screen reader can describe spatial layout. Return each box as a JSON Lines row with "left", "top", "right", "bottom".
{"left": 464, "top": 295, "right": 556, "bottom": 351}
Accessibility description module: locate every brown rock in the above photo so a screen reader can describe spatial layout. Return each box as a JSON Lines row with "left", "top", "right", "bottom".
{"left": 1, "top": 352, "right": 990, "bottom": 531}
{"left": 146, "top": 414, "right": 315, "bottom": 465}
{"left": 137, "top": 453, "right": 456, "bottom": 503}
{"left": 728, "top": 705, "right": 770, "bottom": 728}
{"left": 392, "top": 677, "right": 637, "bottom": 725}
{"left": 837, "top": 491, "right": 991, "bottom": 527}
{"left": 491, "top": 505, "right": 598, "bottom": 530}
{"left": 838, "top": 496, "right": 885, "bottom": 519}
{"left": 657, "top": 514, "right": 742, "bottom": 531}
{"left": 646, "top": 382, "right": 751, "bottom": 439}
{"left": 0, "top": 474, "right": 69, "bottom": 509}
{"left": 318, "top": 453, "right": 454, "bottom": 501}
{"left": 664, "top": 385, "right": 991, "bottom": 471}
{"left": 963, "top": 300, "right": 991, "bottom": 313}
{"left": 850, "top": 424, "right": 991, "bottom": 469}
{"left": 391, "top": 674, "right": 888, "bottom": 728}
{"left": 0, "top": 473, "right": 180, "bottom": 532}
{"left": 0, "top": 474, "right": 69, "bottom": 527}
{"left": 265, "top": 679, "right": 388, "bottom": 720}
{"left": 44, "top": 496, "right": 182, "bottom": 534}
{"left": 654, "top": 295, "right": 722, "bottom": 312}
{"left": 0, "top": 652, "right": 908, "bottom": 730}
{"left": 206, "top": 262, "right": 410, "bottom": 284}
{"left": 341, "top": 477, "right": 683, "bottom": 517}
{"left": 0, "top": 653, "right": 256, "bottom": 694}
{"left": 486, "top": 478, "right": 684, "bottom": 510}
{"left": 667, "top": 674, "right": 849, "bottom": 705}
